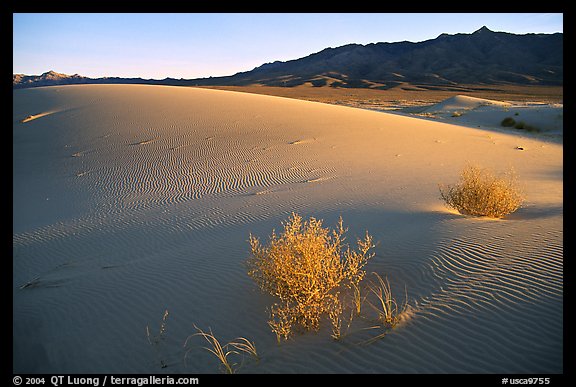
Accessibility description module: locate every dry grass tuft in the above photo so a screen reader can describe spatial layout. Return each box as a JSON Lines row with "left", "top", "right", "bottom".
{"left": 355, "top": 273, "right": 409, "bottom": 346}
{"left": 439, "top": 164, "right": 524, "bottom": 218}
{"left": 247, "top": 213, "right": 374, "bottom": 342}
{"left": 366, "top": 273, "right": 406, "bottom": 329}
{"left": 188, "top": 325, "right": 237, "bottom": 374}
{"left": 184, "top": 325, "right": 259, "bottom": 374}
{"left": 351, "top": 282, "right": 364, "bottom": 316}
{"left": 229, "top": 337, "right": 259, "bottom": 362}
{"left": 146, "top": 309, "right": 169, "bottom": 368}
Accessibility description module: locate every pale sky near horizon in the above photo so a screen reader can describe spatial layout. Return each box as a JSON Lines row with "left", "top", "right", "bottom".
{"left": 13, "top": 13, "right": 563, "bottom": 80}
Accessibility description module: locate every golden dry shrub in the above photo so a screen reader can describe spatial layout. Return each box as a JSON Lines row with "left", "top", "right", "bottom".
{"left": 247, "top": 213, "right": 374, "bottom": 341}
{"left": 439, "top": 164, "right": 524, "bottom": 218}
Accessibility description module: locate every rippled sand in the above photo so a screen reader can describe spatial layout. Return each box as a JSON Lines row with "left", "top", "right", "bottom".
{"left": 13, "top": 84, "right": 562, "bottom": 373}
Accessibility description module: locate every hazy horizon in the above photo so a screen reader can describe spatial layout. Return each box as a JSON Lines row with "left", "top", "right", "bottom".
{"left": 13, "top": 13, "right": 563, "bottom": 80}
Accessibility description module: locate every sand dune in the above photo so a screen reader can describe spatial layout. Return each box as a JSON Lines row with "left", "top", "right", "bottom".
{"left": 406, "top": 95, "right": 563, "bottom": 136}
{"left": 13, "top": 85, "right": 562, "bottom": 373}
{"left": 423, "top": 95, "right": 512, "bottom": 113}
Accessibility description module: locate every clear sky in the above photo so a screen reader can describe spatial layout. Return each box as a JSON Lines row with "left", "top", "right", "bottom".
{"left": 13, "top": 13, "right": 563, "bottom": 79}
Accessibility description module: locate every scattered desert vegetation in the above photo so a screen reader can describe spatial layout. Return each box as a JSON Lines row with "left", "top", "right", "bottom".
{"left": 514, "top": 121, "right": 539, "bottom": 132}
{"left": 247, "top": 213, "right": 375, "bottom": 342}
{"left": 439, "top": 164, "right": 524, "bottom": 218}
{"left": 501, "top": 117, "right": 539, "bottom": 132}
{"left": 184, "top": 324, "right": 259, "bottom": 374}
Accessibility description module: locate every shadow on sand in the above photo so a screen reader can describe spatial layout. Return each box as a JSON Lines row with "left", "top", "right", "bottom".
{"left": 504, "top": 204, "right": 563, "bottom": 221}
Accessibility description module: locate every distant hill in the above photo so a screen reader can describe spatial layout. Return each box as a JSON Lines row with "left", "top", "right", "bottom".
{"left": 12, "top": 70, "right": 183, "bottom": 89}
{"left": 13, "top": 27, "right": 562, "bottom": 90}
{"left": 13, "top": 71, "right": 91, "bottom": 88}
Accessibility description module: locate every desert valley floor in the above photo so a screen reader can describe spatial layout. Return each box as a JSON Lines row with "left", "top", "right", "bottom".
{"left": 13, "top": 84, "right": 562, "bottom": 373}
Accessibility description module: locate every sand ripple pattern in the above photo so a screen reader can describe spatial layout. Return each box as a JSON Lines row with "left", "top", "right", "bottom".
{"left": 401, "top": 217, "right": 563, "bottom": 373}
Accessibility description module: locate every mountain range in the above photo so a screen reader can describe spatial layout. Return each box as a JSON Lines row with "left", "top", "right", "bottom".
{"left": 13, "top": 27, "right": 562, "bottom": 90}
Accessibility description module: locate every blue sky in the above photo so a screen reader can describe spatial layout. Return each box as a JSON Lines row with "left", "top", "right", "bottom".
{"left": 13, "top": 13, "right": 563, "bottom": 79}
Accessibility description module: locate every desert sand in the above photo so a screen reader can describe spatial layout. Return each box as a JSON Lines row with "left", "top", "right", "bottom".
{"left": 13, "top": 84, "right": 562, "bottom": 373}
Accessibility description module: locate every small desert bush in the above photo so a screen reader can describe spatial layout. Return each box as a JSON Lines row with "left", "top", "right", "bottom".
{"left": 247, "top": 213, "right": 374, "bottom": 342}
{"left": 439, "top": 164, "right": 523, "bottom": 218}
{"left": 501, "top": 117, "right": 516, "bottom": 127}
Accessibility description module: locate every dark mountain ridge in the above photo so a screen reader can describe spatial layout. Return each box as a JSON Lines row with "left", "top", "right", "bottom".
{"left": 204, "top": 26, "right": 562, "bottom": 88}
